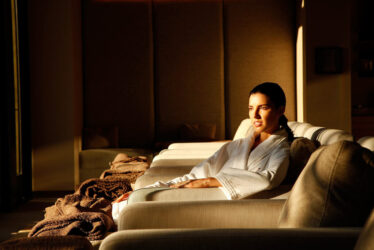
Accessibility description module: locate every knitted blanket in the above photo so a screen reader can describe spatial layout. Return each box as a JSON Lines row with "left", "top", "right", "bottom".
{"left": 75, "top": 177, "right": 132, "bottom": 202}
{"left": 28, "top": 153, "right": 150, "bottom": 241}
{"left": 28, "top": 194, "right": 114, "bottom": 241}
{"left": 28, "top": 212, "right": 113, "bottom": 241}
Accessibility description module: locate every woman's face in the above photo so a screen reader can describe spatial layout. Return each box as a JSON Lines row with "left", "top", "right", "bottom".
{"left": 248, "top": 92, "right": 284, "bottom": 135}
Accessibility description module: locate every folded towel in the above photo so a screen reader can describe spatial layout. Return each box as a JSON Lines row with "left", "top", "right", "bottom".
{"left": 44, "top": 194, "right": 112, "bottom": 219}
{"left": 28, "top": 212, "right": 114, "bottom": 241}
{"left": 110, "top": 155, "right": 149, "bottom": 170}
{"left": 99, "top": 169, "right": 145, "bottom": 182}
{"left": 75, "top": 177, "right": 131, "bottom": 202}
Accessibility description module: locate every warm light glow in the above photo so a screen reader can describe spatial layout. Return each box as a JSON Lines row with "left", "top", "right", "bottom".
{"left": 301, "top": 0, "right": 304, "bottom": 8}
{"left": 296, "top": 25, "right": 305, "bottom": 122}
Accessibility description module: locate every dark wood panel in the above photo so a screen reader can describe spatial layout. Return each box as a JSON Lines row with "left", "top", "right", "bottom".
{"left": 352, "top": 115, "right": 374, "bottom": 140}
{"left": 224, "top": 0, "right": 296, "bottom": 137}
{"left": 83, "top": 0, "right": 154, "bottom": 147}
{"left": 154, "top": 0, "right": 225, "bottom": 141}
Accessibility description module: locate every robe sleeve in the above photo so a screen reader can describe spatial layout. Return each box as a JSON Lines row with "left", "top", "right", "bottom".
{"left": 144, "top": 142, "right": 230, "bottom": 188}
{"left": 215, "top": 142, "right": 290, "bottom": 200}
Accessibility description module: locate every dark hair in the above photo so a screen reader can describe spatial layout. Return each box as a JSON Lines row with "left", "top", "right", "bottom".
{"left": 249, "top": 82, "right": 294, "bottom": 142}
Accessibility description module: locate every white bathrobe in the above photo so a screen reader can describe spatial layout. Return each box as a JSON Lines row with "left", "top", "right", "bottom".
{"left": 148, "top": 128, "right": 290, "bottom": 200}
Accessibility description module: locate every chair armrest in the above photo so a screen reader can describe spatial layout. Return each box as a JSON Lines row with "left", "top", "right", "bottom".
{"left": 129, "top": 186, "right": 292, "bottom": 202}
{"left": 168, "top": 141, "right": 229, "bottom": 150}
{"left": 128, "top": 188, "right": 227, "bottom": 203}
{"left": 101, "top": 228, "right": 361, "bottom": 250}
{"left": 118, "top": 199, "right": 285, "bottom": 230}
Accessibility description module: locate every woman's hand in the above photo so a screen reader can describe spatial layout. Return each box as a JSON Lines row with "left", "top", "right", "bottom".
{"left": 112, "top": 191, "right": 133, "bottom": 203}
{"left": 169, "top": 180, "right": 192, "bottom": 188}
{"left": 170, "top": 178, "right": 222, "bottom": 188}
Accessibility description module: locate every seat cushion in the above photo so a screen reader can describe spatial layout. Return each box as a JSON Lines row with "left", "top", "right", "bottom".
{"left": 279, "top": 141, "right": 374, "bottom": 227}
{"left": 134, "top": 166, "right": 193, "bottom": 189}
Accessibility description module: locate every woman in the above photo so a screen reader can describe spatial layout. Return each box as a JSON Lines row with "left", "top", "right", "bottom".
{"left": 116, "top": 82, "right": 293, "bottom": 201}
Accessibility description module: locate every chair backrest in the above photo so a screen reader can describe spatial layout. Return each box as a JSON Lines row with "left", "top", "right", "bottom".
{"left": 235, "top": 120, "right": 354, "bottom": 147}
{"left": 233, "top": 119, "right": 252, "bottom": 140}
{"left": 278, "top": 141, "right": 374, "bottom": 228}
{"left": 287, "top": 121, "right": 300, "bottom": 132}
{"left": 357, "top": 136, "right": 374, "bottom": 152}
{"left": 292, "top": 123, "right": 313, "bottom": 137}
{"left": 303, "top": 126, "right": 325, "bottom": 140}
{"left": 316, "top": 129, "right": 353, "bottom": 146}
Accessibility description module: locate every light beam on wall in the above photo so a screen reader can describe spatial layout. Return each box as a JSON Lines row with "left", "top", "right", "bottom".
{"left": 296, "top": 0, "right": 306, "bottom": 122}
{"left": 296, "top": 25, "right": 305, "bottom": 122}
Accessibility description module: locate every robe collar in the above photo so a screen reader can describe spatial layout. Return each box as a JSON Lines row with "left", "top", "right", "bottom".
{"left": 246, "top": 128, "right": 288, "bottom": 167}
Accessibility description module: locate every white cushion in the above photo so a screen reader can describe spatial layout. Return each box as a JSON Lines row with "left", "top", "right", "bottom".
{"left": 150, "top": 158, "right": 205, "bottom": 168}
{"left": 158, "top": 149, "right": 218, "bottom": 156}
{"left": 292, "top": 123, "right": 313, "bottom": 137}
{"left": 168, "top": 141, "right": 228, "bottom": 150}
{"left": 303, "top": 126, "right": 325, "bottom": 140}
{"left": 357, "top": 136, "right": 374, "bottom": 152}
{"left": 233, "top": 119, "right": 252, "bottom": 140}
{"left": 317, "top": 129, "right": 353, "bottom": 145}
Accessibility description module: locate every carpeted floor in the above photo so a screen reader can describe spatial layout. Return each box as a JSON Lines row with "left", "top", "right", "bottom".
{"left": 0, "top": 192, "right": 69, "bottom": 243}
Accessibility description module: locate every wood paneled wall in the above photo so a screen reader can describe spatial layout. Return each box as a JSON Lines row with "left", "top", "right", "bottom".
{"left": 29, "top": 0, "right": 82, "bottom": 191}
{"left": 83, "top": 0, "right": 296, "bottom": 146}
{"left": 83, "top": 1, "right": 154, "bottom": 147}
{"left": 224, "top": 0, "right": 296, "bottom": 137}
{"left": 153, "top": 1, "right": 225, "bottom": 141}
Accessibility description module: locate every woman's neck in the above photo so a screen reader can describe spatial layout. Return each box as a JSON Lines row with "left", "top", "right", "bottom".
{"left": 251, "top": 130, "right": 275, "bottom": 150}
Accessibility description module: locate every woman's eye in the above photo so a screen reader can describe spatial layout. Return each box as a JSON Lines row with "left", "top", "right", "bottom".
{"left": 260, "top": 106, "right": 269, "bottom": 110}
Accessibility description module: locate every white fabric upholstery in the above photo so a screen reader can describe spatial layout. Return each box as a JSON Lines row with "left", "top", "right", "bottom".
{"left": 303, "top": 126, "right": 325, "bottom": 140}
{"left": 287, "top": 121, "right": 300, "bottom": 132}
{"left": 129, "top": 185, "right": 291, "bottom": 202}
{"left": 158, "top": 149, "right": 218, "bottom": 157}
{"left": 150, "top": 158, "right": 204, "bottom": 168}
{"left": 357, "top": 136, "right": 374, "bottom": 152}
{"left": 292, "top": 123, "right": 313, "bottom": 137}
{"left": 168, "top": 141, "right": 228, "bottom": 150}
{"left": 152, "top": 154, "right": 209, "bottom": 162}
{"left": 233, "top": 118, "right": 252, "bottom": 140}
{"left": 134, "top": 166, "right": 194, "bottom": 189}
{"left": 317, "top": 129, "right": 353, "bottom": 145}
{"left": 118, "top": 200, "right": 285, "bottom": 230}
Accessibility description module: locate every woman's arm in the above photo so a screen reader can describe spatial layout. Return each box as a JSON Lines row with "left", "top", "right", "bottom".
{"left": 170, "top": 177, "right": 222, "bottom": 188}
{"left": 215, "top": 143, "right": 290, "bottom": 200}
{"left": 145, "top": 142, "right": 231, "bottom": 189}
